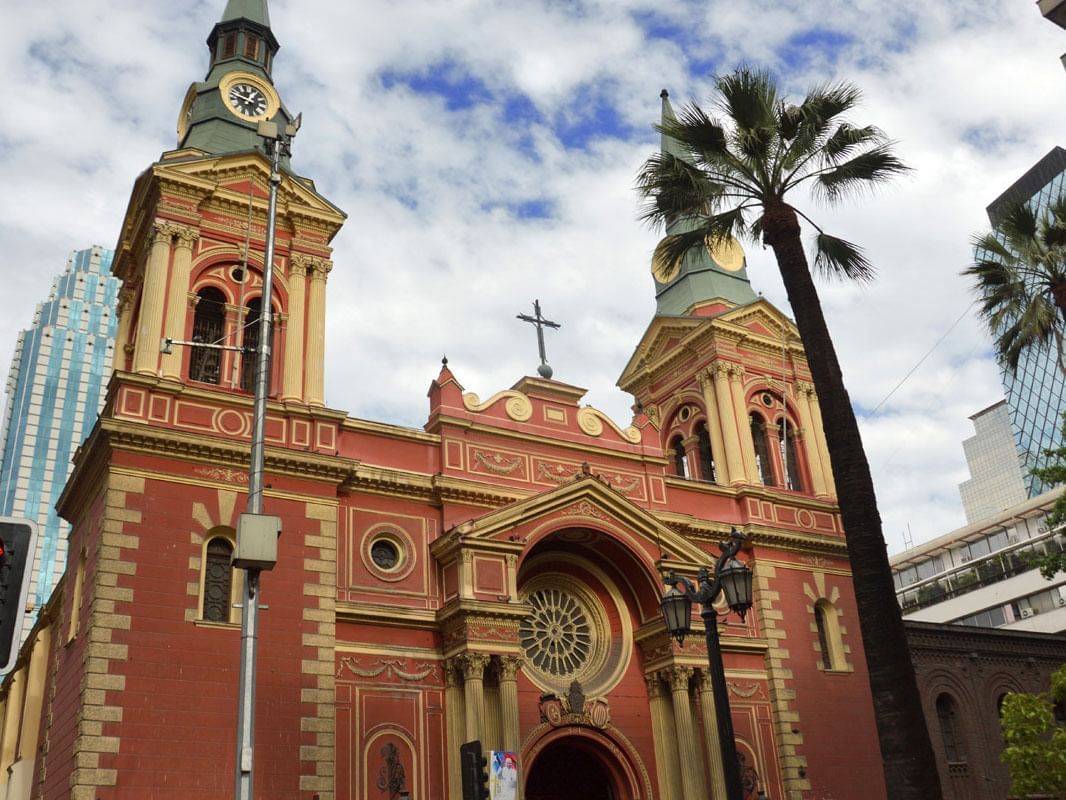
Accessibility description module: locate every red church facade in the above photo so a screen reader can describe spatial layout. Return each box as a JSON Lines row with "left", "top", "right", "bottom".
{"left": 0, "top": 3, "right": 888, "bottom": 799}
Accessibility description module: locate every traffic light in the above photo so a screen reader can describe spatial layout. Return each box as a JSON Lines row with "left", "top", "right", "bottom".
{"left": 0, "top": 519, "right": 36, "bottom": 676}
{"left": 460, "top": 740, "right": 490, "bottom": 800}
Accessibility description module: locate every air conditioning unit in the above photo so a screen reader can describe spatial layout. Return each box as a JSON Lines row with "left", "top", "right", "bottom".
{"left": 1057, "top": 597, "right": 1066, "bottom": 607}
{"left": 1020, "top": 608, "right": 1036, "bottom": 619}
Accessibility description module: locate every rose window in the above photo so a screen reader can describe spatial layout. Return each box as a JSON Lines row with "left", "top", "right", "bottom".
{"left": 520, "top": 588, "right": 594, "bottom": 677}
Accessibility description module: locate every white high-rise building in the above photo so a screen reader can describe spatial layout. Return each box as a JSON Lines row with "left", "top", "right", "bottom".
{"left": 957, "top": 400, "right": 1028, "bottom": 524}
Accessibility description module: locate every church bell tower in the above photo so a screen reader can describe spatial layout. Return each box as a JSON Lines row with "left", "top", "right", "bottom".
{"left": 110, "top": 0, "right": 345, "bottom": 405}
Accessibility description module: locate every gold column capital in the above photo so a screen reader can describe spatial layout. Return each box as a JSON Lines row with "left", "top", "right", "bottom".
{"left": 696, "top": 367, "right": 713, "bottom": 390}
{"left": 151, "top": 221, "right": 180, "bottom": 245}
{"left": 443, "top": 658, "right": 462, "bottom": 688}
{"left": 665, "top": 665, "right": 693, "bottom": 692}
{"left": 644, "top": 672, "right": 665, "bottom": 699}
{"left": 460, "top": 652, "right": 491, "bottom": 681}
{"left": 694, "top": 668, "right": 713, "bottom": 693}
{"left": 309, "top": 258, "right": 334, "bottom": 281}
{"left": 172, "top": 225, "right": 200, "bottom": 250}
{"left": 497, "top": 654, "right": 523, "bottom": 682}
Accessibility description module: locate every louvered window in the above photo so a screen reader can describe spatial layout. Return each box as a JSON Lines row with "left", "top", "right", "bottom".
{"left": 202, "top": 538, "right": 234, "bottom": 623}
{"left": 189, "top": 288, "right": 226, "bottom": 385}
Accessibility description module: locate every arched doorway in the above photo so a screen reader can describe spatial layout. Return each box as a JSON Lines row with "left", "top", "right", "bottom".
{"left": 525, "top": 736, "right": 618, "bottom": 800}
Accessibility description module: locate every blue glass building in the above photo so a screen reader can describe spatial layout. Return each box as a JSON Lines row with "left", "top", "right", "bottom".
{"left": 984, "top": 147, "right": 1066, "bottom": 496}
{"left": 0, "top": 246, "right": 120, "bottom": 626}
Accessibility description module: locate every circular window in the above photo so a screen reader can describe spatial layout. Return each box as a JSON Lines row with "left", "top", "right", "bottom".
{"left": 761, "top": 392, "right": 774, "bottom": 407}
{"left": 517, "top": 568, "right": 629, "bottom": 696}
{"left": 678, "top": 406, "right": 692, "bottom": 422}
{"left": 231, "top": 266, "right": 247, "bottom": 284}
{"left": 370, "top": 539, "right": 399, "bottom": 570}
{"left": 522, "top": 588, "right": 594, "bottom": 677}
{"left": 361, "top": 527, "right": 415, "bottom": 581}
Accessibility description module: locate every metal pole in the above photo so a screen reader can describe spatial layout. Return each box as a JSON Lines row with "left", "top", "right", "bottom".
{"left": 702, "top": 600, "right": 744, "bottom": 800}
{"left": 235, "top": 132, "right": 284, "bottom": 800}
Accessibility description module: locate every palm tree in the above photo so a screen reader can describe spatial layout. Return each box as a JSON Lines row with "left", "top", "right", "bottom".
{"left": 964, "top": 197, "right": 1066, "bottom": 373}
{"left": 637, "top": 68, "right": 942, "bottom": 799}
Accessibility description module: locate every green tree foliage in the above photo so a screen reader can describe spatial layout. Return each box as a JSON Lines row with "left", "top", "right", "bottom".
{"left": 964, "top": 196, "right": 1066, "bottom": 373}
{"left": 636, "top": 67, "right": 941, "bottom": 799}
{"left": 1029, "top": 412, "right": 1066, "bottom": 579}
{"left": 1000, "top": 663, "right": 1066, "bottom": 797}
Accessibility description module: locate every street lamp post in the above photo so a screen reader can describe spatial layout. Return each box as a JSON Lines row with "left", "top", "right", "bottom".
{"left": 660, "top": 527, "right": 754, "bottom": 800}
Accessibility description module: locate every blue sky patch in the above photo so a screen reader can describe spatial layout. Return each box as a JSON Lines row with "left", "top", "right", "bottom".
{"left": 379, "top": 60, "right": 492, "bottom": 111}
{"left": 554, "top": 84, "right": 635, "bottom": 150}
{"left": 481, "top": 199, "right": 555, "bottom": 221}
{"left": 779, "top": 28, "right": 854, "bottom": 70}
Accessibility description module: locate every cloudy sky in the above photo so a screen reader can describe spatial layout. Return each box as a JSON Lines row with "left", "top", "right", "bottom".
{"left": 2, "top": 0, "right": 1064, "bottom": 552}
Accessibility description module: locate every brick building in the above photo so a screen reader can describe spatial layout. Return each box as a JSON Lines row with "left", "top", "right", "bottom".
{"left": 0, "top": 2, "right": 889, "bottom": 798}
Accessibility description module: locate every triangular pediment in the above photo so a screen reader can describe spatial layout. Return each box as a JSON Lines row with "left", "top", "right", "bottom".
{"left": 617, "top": 298, "right": 801, "bottom": 391}
{"left": 433, "top": 474, "right": 710, "bottom": 569}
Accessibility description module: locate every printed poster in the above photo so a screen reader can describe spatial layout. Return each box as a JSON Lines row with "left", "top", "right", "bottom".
{"left": 489, "top": 751, "right": 518, "bottom": 800}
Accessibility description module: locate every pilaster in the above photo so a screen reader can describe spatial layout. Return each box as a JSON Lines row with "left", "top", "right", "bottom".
{"left": 805, "top": 385, "right": 836, "bottom": 495}
{"left": 794, "top": 382, "right": 829, "bottom": 497}
{"left": 161, "top": 225, "right": 200, "bottom": 380}
{"left": 728, "top": 365, "right": 760, "bottom": 484}
{"left": 698, "top": 368, "right": 730, "bottom": 484}
{"left": 695, "top": 669, "right": 727, "bottom": 799}
{"left": 304, "top": 258, "right": 332, "bottom": 406}
{"left": 444, "top": 660, "right": 466, "bottom": 800}
{"left": 460, "top": 652, "right": 491, "bottom": 744}
{"left": 282, "top": 254, "right": 310, "bottom": 401}
{"left": 645, "top": 673, "right": 681, "bottom": 800}
{"left": 713, "top": 363, "right": 745, "bottom": 485}
{"left": 132, "top": 223, "right": 176, "bottom": 375}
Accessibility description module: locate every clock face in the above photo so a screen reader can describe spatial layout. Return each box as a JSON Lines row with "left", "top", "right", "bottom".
{"left": 227, "top": 83, "right": 268, "bottom": 118}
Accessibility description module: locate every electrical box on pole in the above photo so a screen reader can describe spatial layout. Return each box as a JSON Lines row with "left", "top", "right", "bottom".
{"left": 0, "top": 518, "right": 37, "bottom": 676}
{"left": 233, "top": 513, "right": 281, "bottom": 571}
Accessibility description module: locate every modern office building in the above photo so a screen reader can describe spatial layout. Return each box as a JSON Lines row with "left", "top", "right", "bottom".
{"left": 0, "top": 246, "right": 119, "bottom": 628}
{"left": 957, "top": 400, "right": 1028, "bottom": 524}
{"left": 891, "top": 486, "right": 1066, "bottom": 634}
{"left": 982, "top": 147, "right": 1066, "bottom": 497}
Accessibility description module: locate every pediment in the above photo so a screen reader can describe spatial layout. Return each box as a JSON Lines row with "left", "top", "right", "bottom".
{"left": 433, "top": 473, "right": 710, "bottom": 569}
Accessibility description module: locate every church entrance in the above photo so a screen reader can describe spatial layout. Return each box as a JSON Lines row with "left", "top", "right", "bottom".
{"left": 525, "top": 737, "right": 618, "bottom": 800}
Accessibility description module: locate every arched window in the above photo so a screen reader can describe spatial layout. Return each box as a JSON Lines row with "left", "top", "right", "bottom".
{"left": 778, "top": 420, "right": 803, "bottom": 492}
{"left": 936, "top": 693, "right": 965, "bottom": 763}
{"left": 814, "top": 604, "right": 833, "bottom": 669}
{"left": 750, "top": 413, "right": 775, "bottom": 486}
{"left": 813, "top": 599, "right": 848, "bottom": 671}
{"left": 240, "top": 297, "right": 262, "bottom": 392}
{"left": 670, "top": 435, "right": 689, "bottom": 479}
{"left": 189, "top": 287, "right": 226, "bottom": 385}
{"left": 695, "top": 422, "right": 716, "bottom": 483}
{"left": 202, "top": 537, "right": 235, "bottom": 623}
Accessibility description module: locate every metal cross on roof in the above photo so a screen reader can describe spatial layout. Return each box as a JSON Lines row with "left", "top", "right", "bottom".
{"left": 517, "top": 299, "right": 561, "bottom": 379}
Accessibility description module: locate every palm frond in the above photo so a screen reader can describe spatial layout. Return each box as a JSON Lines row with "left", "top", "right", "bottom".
{"left": 715, "top": 67, "right": 778, "bottom": 133}
{"left": 823, "top": 123, "right": 882, "bottom": 161}
{"left": 812, "top": 233, "right": 875, "bottom": 282}
{"left": 659, "top": 104, "right": 730, "bottom": 160}
{"left": 812, "top": 145, "right": 909, "bottom": 201}
{"left": 636, "top": 152, "right": 727, "bottom": 227}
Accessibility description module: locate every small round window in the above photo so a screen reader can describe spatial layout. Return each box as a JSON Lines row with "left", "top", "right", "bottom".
{"left": 370, "top": 539, "right": 400, "bottom": 571}
{"left": 231, "top": 266, "right": 246, "bottom": 284}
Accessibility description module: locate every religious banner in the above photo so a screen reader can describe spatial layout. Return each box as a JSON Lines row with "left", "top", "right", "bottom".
{"left": 489, "top": 751, "right": 519, "bottom": 800}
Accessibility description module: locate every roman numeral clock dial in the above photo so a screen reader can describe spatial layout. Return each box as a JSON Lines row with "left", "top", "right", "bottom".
{"left": 228, "top": 83, "right": 267, "bottom": 118}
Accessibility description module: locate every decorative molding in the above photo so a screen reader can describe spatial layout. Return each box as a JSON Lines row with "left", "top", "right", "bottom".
{"left": 462, "top": 390, "right": 534, "bottom": 422}
{"left": 337, "top": 656, "right": 440, "bottom": 684}
{"left": 576, "top": 406, "right": 642, "bottom": 443}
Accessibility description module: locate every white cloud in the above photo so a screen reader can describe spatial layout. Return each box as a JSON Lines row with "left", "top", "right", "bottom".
{"left": 1, "top": 0, "right": 1064, "bottom": 554}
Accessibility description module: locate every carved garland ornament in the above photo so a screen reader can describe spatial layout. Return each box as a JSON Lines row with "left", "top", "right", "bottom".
{"left": 337, "top": 657, "right": 440, "bottom": 684}
{"left": 472, "top": 450, "right": 525, "bottom": 476}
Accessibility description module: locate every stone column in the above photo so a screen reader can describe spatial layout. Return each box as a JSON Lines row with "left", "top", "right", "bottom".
{"left": 696, "top": 669, "right": 728, "bottom": 800}
{"left": 282, "top": 254, "right": 310, "bottom": 401}
{"left": 497, "top": 655, "right": 522, "bottom": 752}
{"left": 161, "top": 225, "right": 199, "bottom": 380}
{"left": 805, "top": 384, "right": 836, "bottom": 495}
{"left": 667, "top": 666, "right": 703, "bottom": 799}
{"left": 0, "top": 665, "right": 26, "bottom": 785}
{"left": 133, "top": 222, "right": 175, "bottom": 375}
{"left": 304, "top": 258, "right": 332, "bottom": 406}
{"left": 729, "top": 366, "right": 760, "bottom": 484}
{"left": 444, "top": 659, "right": 466, "bottom": 800}
{"left": 461, "top": 652, "right": 491, "bottom": 744}
{"left": 111, "top": 286, "right": 136, "bottom": 374}
{"left": 794, "top": 383, "right": 829, "bottom": 497}
{"left": 698, "top": 369, "right": 730, "bottom": 484}
{"left": 645, "top": 673, "right": 682, "bottom": 800}
{"left": 713, "top": 364, "right": 745, "bottom": 485}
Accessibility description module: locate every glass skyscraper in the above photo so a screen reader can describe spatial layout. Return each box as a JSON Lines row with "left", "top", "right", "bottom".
{"left": 983, "top": 147, "right": 1066, "bottom": 496}
{"left": 0, "top": 246, "right": 120, "bottom": 627}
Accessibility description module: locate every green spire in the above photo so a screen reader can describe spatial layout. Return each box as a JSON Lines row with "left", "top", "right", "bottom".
{"left": 221, "top": 0, "right": 271, "bottom": 27}
{"left": 653, "top": 89, "right": 757, "bottom": 316}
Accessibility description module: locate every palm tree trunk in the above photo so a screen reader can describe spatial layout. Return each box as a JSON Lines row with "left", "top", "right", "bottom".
{"left": 762, "top": 202, "right": 943, "bottom": 800}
